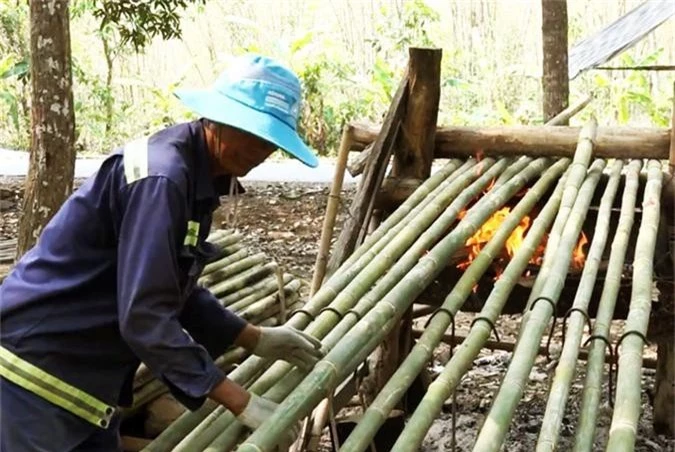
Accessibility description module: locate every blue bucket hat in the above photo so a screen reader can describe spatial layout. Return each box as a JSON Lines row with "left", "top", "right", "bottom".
{"left": 174, "top": 54, "right": 318, "bottom": 168}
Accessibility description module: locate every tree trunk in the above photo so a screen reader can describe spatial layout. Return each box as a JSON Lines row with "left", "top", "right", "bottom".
{"left": 541, "top": 0, "right": 569, "bottom": 123}
{"left": 16, "top": 0, "right": 76, "bottom": 259}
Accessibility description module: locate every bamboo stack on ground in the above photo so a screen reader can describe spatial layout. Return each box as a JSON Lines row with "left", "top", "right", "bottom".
{"left": 127, "top": 229, "right": 305, "bottom": 421}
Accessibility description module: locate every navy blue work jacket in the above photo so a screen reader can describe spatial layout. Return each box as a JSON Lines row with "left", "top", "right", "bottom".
{"left": 0, "top": 120, "right": 247, "bottom": 411}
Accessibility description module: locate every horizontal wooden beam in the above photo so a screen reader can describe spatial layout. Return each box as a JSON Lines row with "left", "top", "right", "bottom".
{"left": 350, "top": 122, "right": 671, "bottom": 160}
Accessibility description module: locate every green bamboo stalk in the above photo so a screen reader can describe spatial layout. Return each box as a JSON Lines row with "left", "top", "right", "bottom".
{"left": 201, "top": 248, "right": 250, "bottom": 279}
{"left": 200, "top": 252, "right": 264, "bottom": 287}
{"left": 244, "top": 300, "right": 303, "bottom": 327}
{"left": 175, "top": 158, "right": 510, "bottom": 451}
{"left": 206, "top": 229, "right": 231, "bottom": 242}
{"left": 471, "top": 158, "right": 607, "bottom": 452}
{"left": 343, "top": 158, "right": 569, "bottom": 452}
{"left": 145, "top": 160, "right": 477, "bottom": 451}
{"left": 520, "top": 119, "right": 597, "bottom": 321}
{"left": 573, "top": 161, "right": 642, "bottom": 452}
{"left": 228, "top": 279, "right": 301, "bottom": 314}
{"left": 536, "top": 160, "right": 624, "bottom": 452}
{"left": 494, "top": 156, "right": 533, "bottom": 187}
{"left": 211, "top": 231, "right": 244, "bottom": 249}
{"left": 220, "top": 274, "right": 293, "bottom": 307}
{"left": 239, "top": 292, "right": 300, "bottom": 322}
{"left": 208, "top": 262, "right": 277, "bottom": 297}
{"left": 606, "top": 160, "right": 663, "bottom": 451}
{"left": 237, "top": 157, "right": 556, "bottom": 451}
{"left": 331, "top": 158, "right": 465, "bottom": 277}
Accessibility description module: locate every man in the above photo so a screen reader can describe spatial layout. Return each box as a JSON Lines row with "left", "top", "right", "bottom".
{"left": 0, "top": 54, "right": 322, "bottom": 451}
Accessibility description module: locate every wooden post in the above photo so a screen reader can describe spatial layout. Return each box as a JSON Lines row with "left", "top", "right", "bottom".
{"left": 653, "top": 81, "right": 675, "bottom": 437}
{"left": 375, "top": 48, "right": 442, "bottom": 415}
{"left": 391, "top": 48, "right": 442, "bottom": 180}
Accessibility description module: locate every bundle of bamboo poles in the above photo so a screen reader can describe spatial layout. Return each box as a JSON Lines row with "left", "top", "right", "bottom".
{"left": 126, "top": 229, "right": 305, "bottom": 422}
{"left": 0, "top": 238, "right": 15, "bottom": 263}
{"left": 139, "top": 120, "right": 665, "bottom": 452}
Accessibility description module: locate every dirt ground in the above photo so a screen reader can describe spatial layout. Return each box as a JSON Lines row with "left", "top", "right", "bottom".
{"left": 1, "top": 176, "right": 672, "bottom": 451}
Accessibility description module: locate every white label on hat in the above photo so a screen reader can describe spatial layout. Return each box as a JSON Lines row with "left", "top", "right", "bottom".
{"left": 265, "top": 91, "right": 291, "bottom": 115}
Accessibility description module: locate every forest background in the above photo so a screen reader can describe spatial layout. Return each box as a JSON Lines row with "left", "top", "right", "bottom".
{"left": 0, "top": 0, "right": 673, "bottom": 157}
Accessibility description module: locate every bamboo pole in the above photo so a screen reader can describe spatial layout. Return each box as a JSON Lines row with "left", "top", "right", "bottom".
{"left": 342, "top": 158, "right": 569, "bottom": 452}
{"left": 536, "top": 159, "right": 623, "bottom": 452}
{"left": 518, "top": 119, "right": 597, "bottom": 335}
{"left": 222, "top": 274, "right": 293, "bottom": 309}
{"left": 310, "top": 125, "right": 354, "bottom": 296}
{"left": 471, "top": 158, "right": 606, "bottom": 452}
{"left": 199, "top": 252, "right": 266, "bottom": 288}
{"left": 207, "top": 262, "right": 277, "bottom": 297}
{"left": 228, "top": 278, "right": 299, "bottom": 314}
{"left": 573, "top": 160, "right": 642, "bottom": 451}
{"left": 546, "top": 94, "right": 593, "bottom": 126}
{"left": 236, "top": 157, "right": 556, "bottom": 451}
{"left": 175, "top": 158, "right": 509, "bottom": 451}
{"left": 606, "top": 160, "right": 664, "bottom": 451}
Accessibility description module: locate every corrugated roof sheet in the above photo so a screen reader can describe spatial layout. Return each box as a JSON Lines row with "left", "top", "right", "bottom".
{"left": 568, "top": 0, "right": 675, "bottom": 79}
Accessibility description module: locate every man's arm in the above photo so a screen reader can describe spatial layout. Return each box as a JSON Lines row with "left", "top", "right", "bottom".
{"left": 116, "top": 176, "right": 226, "bottom": 400}
{"left": 180, "top": 286, "right": 255, "bottom": 358}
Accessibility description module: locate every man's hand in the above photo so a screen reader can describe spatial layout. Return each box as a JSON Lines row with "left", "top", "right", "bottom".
{"left": 236, "top": 393, "right": 299, "bottom": 450}
{"left": 252, "top": 325, "right": 323, "bottom": 370}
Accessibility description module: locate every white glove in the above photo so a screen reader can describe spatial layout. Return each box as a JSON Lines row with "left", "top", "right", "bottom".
{"left": 253, "top": 325, "right": 324, "bottom": 370}
{"left": 236, "top": 393, "right": 299, "bottom": 450}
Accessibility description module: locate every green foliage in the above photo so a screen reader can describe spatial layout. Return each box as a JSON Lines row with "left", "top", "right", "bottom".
{"left": 581, "top": 49, "right": 671, "bottom": 127}
{"left": 91, "top": 0, "right": 206, "bottom": 51}
{"left": 0, "top": 0, "right": 29, "bottom": 149}
{"left": 0, "top": 0, "right": 671, "bottom": 158}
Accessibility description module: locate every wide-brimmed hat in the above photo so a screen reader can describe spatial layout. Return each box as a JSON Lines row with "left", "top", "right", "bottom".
{"left": 174, "top": 54, "right": 318, "bottom": 168}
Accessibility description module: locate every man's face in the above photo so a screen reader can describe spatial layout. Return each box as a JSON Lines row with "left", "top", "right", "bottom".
{"left": 208, "top": 122, "right": 277, "bottom": 177}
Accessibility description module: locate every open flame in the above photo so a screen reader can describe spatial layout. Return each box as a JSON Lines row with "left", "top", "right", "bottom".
{"left": 456, "top": 207, "right": 588, "bottom": 277}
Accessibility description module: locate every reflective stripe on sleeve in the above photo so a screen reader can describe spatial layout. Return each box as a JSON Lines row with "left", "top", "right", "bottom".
{"left": 0, "top": 346, "right": 115, "bottom": 428}
{"left": 184, "top": 220, "right": 200, "bottom": 247}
